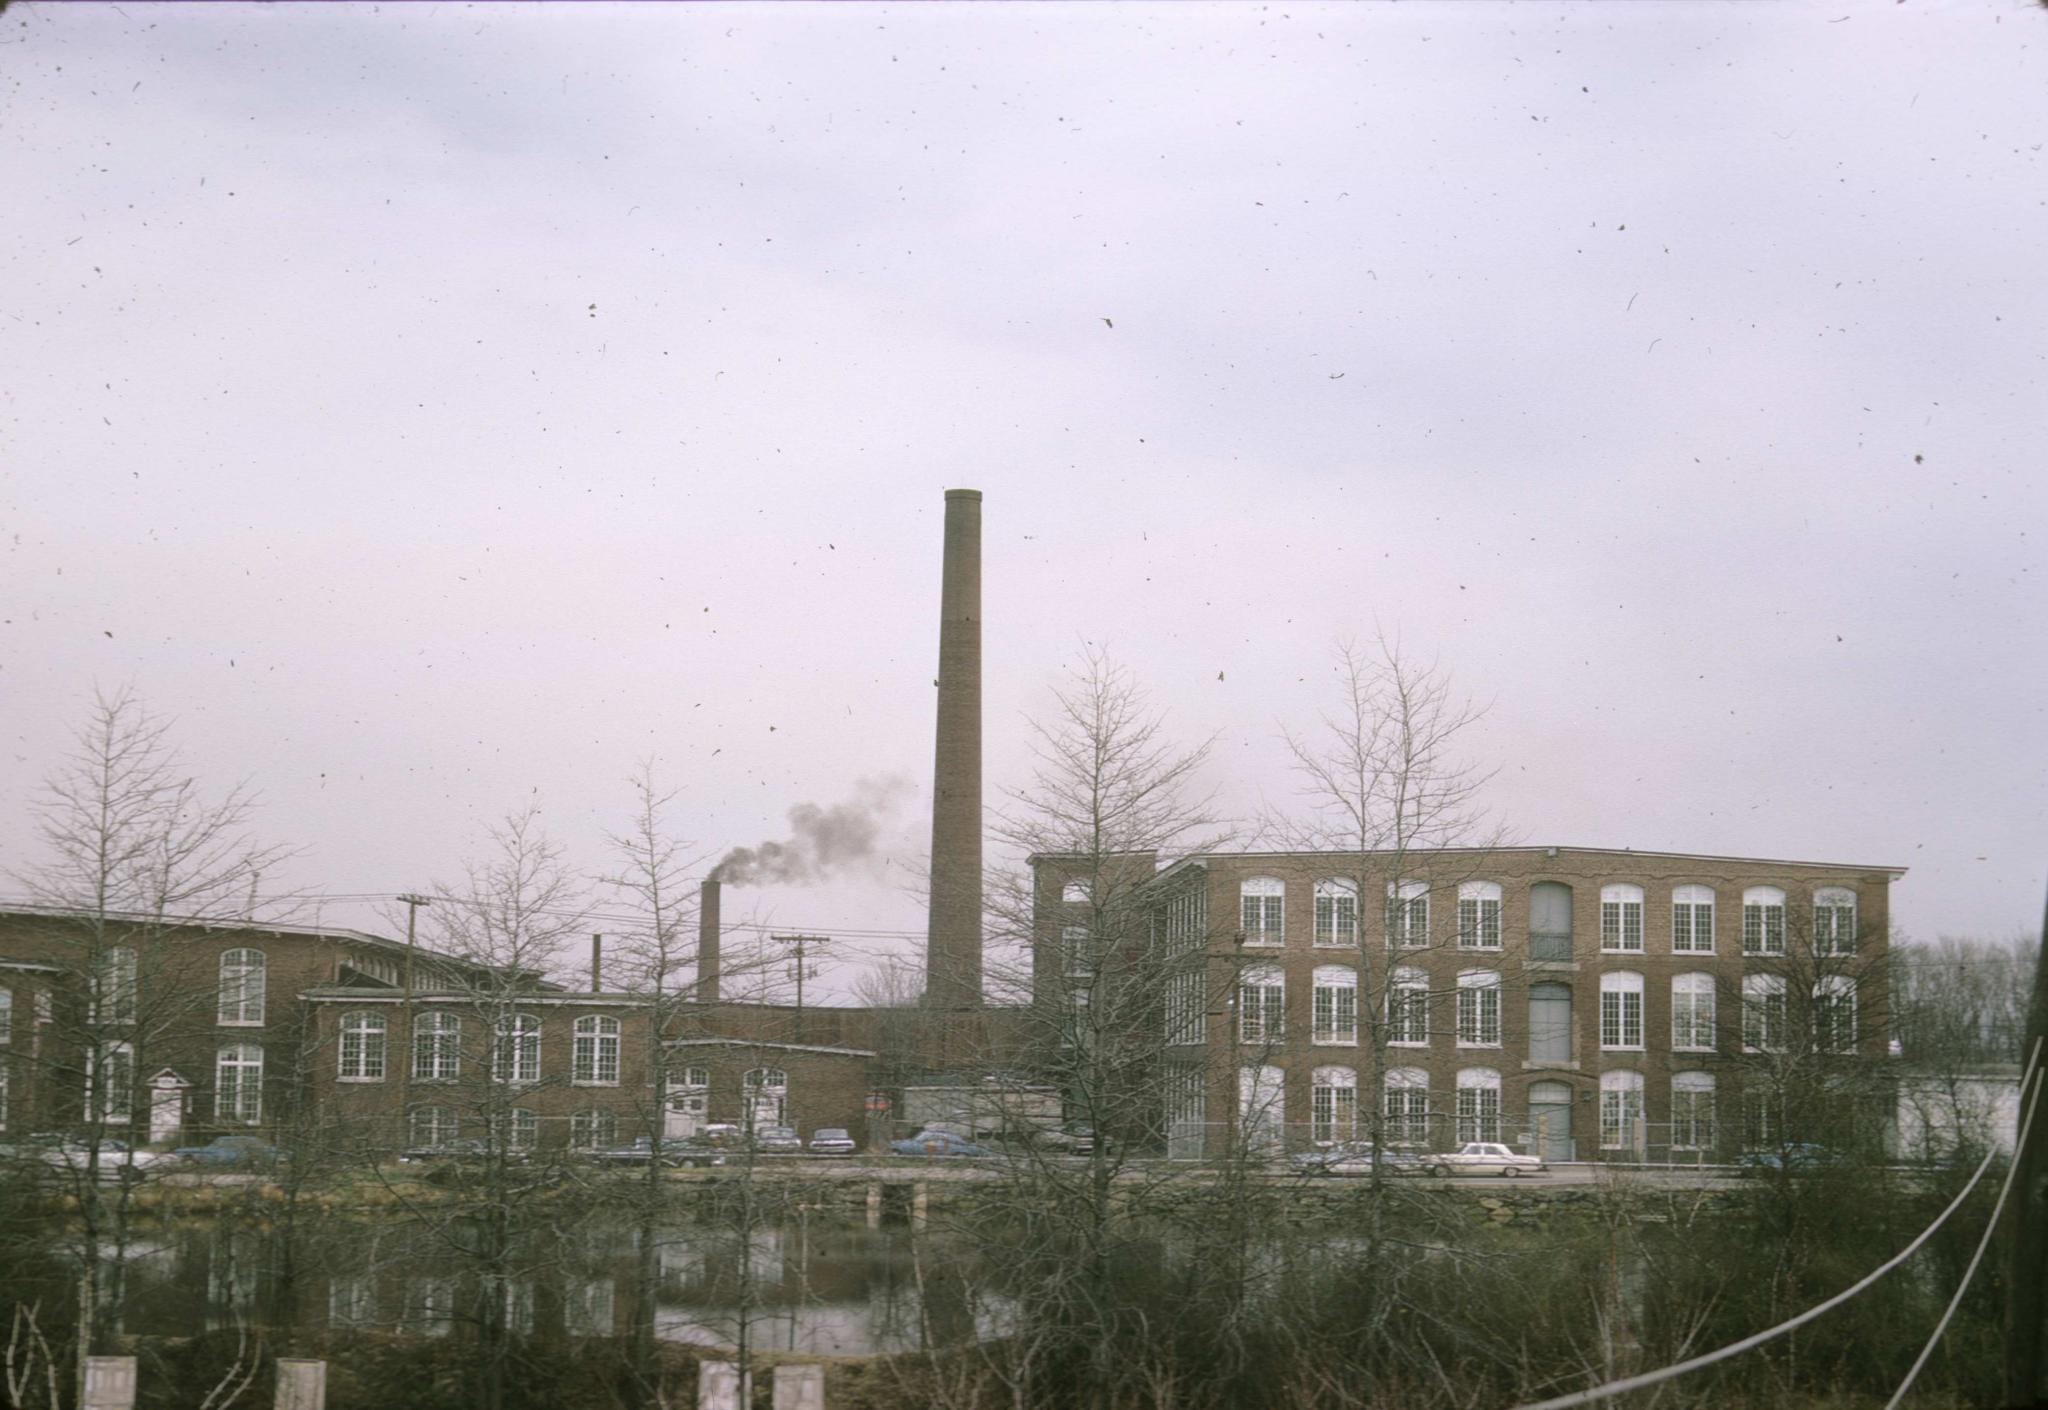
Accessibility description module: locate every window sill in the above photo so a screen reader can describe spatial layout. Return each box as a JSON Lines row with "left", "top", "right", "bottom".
{"left": 1456, "top": 1041, "right": 1504, "bottom": 1050}
{"left": 1599, "top": 949, "right": 1645, "bottom": 957}
{"left": 217, "top": 1019, "right": 266, "bottom": 1028}
{"left": 1673, "top": 1046, "right": 1717, "bottom": 1055}
{"left": 1388, "top": 1040, "right": 1430, "bottom": 1049}
{"left": 1310, "top": 1037, "right": 1359, "bottom": 1048}
{"left": 571, "top": 1081, "right": 621, "bottom": 1088}
{"left": 1600, "top": 1046, "right": 1646, "bottom": 1054}
{"left": 1522, "top": 1059, "right": 1579, "bottom": 1071}
{"left": 336, "top": 1076, "right": 385, "bottom": 1085}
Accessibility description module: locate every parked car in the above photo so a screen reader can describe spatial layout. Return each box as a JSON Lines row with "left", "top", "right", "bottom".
{"left": 1035, "top": 1126, "right": 1101, "bottom": 1157}
{"left": 581, "top": 1136, "right": 725, "bottom": 1169}
{"left": 40, "top": 1138, "right": 170, "bottom": 1182}
{"left": 1430, "top": 1142, "right": 1548, "bottom": 1177}
{"left": 1737, "top": 1143, "right": 1843, "bottom": 1175}
{"left": 1292, "top": 1142, "right": 1427, "bottom": 1178}
{"left": 890, "top": 1129, "right": 992, "bottom": 1158}
{"left": 753, "top": 1125, "right": 804, "bottom": 1155}
{"left": 173, "top": 1136, "right": 290, "bottom": 1168}
{"left": 806, "top": 1127, "right": 858, "bottom": 1156}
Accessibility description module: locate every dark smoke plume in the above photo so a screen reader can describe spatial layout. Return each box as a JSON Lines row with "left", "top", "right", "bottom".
{"left": 712, "top": 776, "right": 913, "bottom": 886}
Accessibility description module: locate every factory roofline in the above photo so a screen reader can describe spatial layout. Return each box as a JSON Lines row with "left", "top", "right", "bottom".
{"left": 1030, "top": 846, "right": 1906, "bottom": 881}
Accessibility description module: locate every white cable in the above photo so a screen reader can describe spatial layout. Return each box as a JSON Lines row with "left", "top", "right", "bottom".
{"left": 1512, "top": 1043, "right": 2040, "bottom": 1410}
{"left": 1882, "top": 1039, "right": 2044, "bottom": 1410}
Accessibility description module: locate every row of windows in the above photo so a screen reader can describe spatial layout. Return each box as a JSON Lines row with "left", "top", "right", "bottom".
{"left": 337, "top": 1012, "right": 624, "bottom": 1085}
{"left": 1250, "top": 1064, "right": 1731, "bottom": 1151}
{"left": 1233, "top": 968, "right": 1858, "bottom": 1054}
{"left": 1234, "top": 879, "right": 1859, "bottom": 956}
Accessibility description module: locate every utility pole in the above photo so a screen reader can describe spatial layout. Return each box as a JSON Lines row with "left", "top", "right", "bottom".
{"left": 771, "top": 934, "right": 831, "bottom": 1041}
{"left": 2004, "top": 876, "right": 2048, "bottom": 1407}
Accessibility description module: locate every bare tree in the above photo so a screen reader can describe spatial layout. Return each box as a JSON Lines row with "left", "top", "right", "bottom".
{"left": 7, "top": 686, "right": 293, "bottom": 1406}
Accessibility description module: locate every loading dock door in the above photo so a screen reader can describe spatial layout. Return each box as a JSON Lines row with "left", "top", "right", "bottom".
{"left": 1529, "top": 1080, "right": 1574, "bottom": 1161}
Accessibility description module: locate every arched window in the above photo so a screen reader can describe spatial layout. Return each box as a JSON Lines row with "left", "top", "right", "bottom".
{"left": 1388, "top": 966, "right": 1428, "bottom": 1046}
{"left": 1672, "top": 973, "right": 1716, "bottom": 1052}
{"left": 1600, "top": 884, "right": 1645, "bottom": 952}
{"left": 501, "top": 1107, "right": 539, "bottom": 1152}
{"left": 1815, "top": 975, "right": 1858, "bottom": 1052}
{"left": 0, "top": 988, "right": 11, "bottom": 1047}
{"left": 1742, "top": 887, "right": 1787, "bottom": 955}
{"left": 1599, "top": 971, "right": 1645, "bottom": 1050}
{"left": 1671, "top": 885, "right": 1716, "bottom": 953}
{"left": 339, "top": 1011, "right": 388, "bottom": 1081}
{"left": 1240, "top": 877, "right": 1284, "bottom": 946}
{"left": 1311, "top": 965, "right": 1357, "bottom": 1046}
{"left": 218, "top": 948, "right": 266, "bottom": 1025}
{"left": 1457, "top": 969, "right": 1503, "bottom": 1047}
{"left": 672, "top": 1065, "right": 711, "bottom": 1092}
{"left": 413, "top": 1012, "right": 460, "bottom": 1080}
{"left": 1238, "top": 965, "right": 1285, "bottom": 1044}
{"left": 1310, "top": 1065, "right": 1357, "bottom": 1142}
{"left": 570, "top": 1108, "right": 618, "bottom": 1151}
{"left": 1455, "top": 1067, "right": 1502, "bottom": 1144}
{"left": 1672, "top": 1071, "right": 1716, "bottom": 1151}
{"left": 1458, "top": 881, "right": 1503, "bottom": 949}
{"left": 95, "top": 946, "right": 137, "bottom": 1025}
{"left": 744, "top": 1067, "right": 788, "bottom": 1130}
{"left": 494, "top": 1013, "right": 541, "bottom": 1084}
{"left": 216, "top": 1043, "right": 264, "bottom": 1125}
{"left": 1600, "top": 1070, "right": 1645, "bottom": 1151}
{"left": 1313, "top": 879, "right": 1358, "bottom": 947}
{"left": 1383, "top": 1066, "right": 1430, "bottom": 1145}
{"left": 1814, "top": 887, "right": 1858, "bottom": 956}
{"left": 573, "top": 1015, "right": 621, "bottom": 1085}
{"left": 1387, "top": 880, "right": 1429, "bottom": 948}
{"left": 1239, "top": 1064, "right": 1285, "bottom": 1152}
{"left": 1743, "top": 974, "right": 1787, "bottom": 1052}
{"left": 409, "top": 1105, "right": 459, "bottom": 1150}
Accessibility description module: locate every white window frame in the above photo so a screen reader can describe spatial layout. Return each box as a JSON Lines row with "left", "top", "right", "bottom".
{"left": 1311, "top": 965, "right": 1358, "bottom": 1046}
{"left": 0, "top": 988, "right": 11, "bottom": 1047}
{"left": 494, "top": 1012, "right": 541, "bottom": 1085}
{"left": 1814, "top": 887, "right": 1858, "bottom": 956}
{"left": 1456, "top": 969, "right": 1503, "bottom": 1047}
{"left": 1313, "top": 879, "right": 1358, "bottom": 948}
{"left": 570, "top": 1108, "right": 618, "bottom": 1151}
{"left": 1743, "top": 974, "right": 1787, "bottom": 1052}
{"left": 1815, "top": 975, "right": 1858, "bottom": 1053}
{"left": 1672, "top": 973, "right": 1717, "bottom": 1052}
{"left": 573, "top": 1015, "right": 622, "bottom": 1086}
{"left": 1599, "top": 884, "right": 1645, "bottom": 953}
{"left": 218, "top": 948, "right": 266, "bottom": 1026}
{"left": 1457, "top": 881, "right": 1503, "bottom": 950}
{"left": 94, "top": 946, "right": 138, "bottom": 1025}
{"left": 1383, "top": 1066, "right": 1430, "bottom": 1145}
{"left": 339, "top": 1011, "right": 388, "bottom": 1082}
{"left": 1239, "top": 1064, "right": 1285, "bottom": 1152}
{"left": 1742, "top": 886, "right": 1787, "bottom": 955}
{"left": 1599, "top": 971, "right": 1645, "bottom": 1051}
{"left": 216, "top": 1043, "right": 264, "bottom": 1125}
{"left": 1671, "top": 885, "right": 1716, "bottom": 954}
{"left": 91, "top": 1040, "right": 135, "bottom": 1123}
{"left": 744, "top": 1066, "right": 788, "bottom": 1130}
{"left": 1310, "top": 1065, "right": 1358, "bottom": 1143}
{"left": 1671, "top": 1071, "right": 1716, "bottom": 1151}
{"left": 1455, "top": 1066, "right": 1503, "bottom": 1144}
{"left": 1387, "top": 880, "right": 1430, "bottom": 949}
{"left": 413, "top": 1011, "right": 460, "bottom": 1081}
{"left": 1164, "top": 968, "right": 1205, "bottom": 1046}
{"left": 1599, "top": 1070, "right": 1645, "bottom": 1151}
{"left": 501, "top": 1106, "right": 540, "bottom": 1151}
{"left": 1387, "top": 965, "right": 1429, "bottom": 1046}
{"left": 409, "top": 1105, "right": 459, "bottom": 1149}
{"left": 1238, "top": 965, "right": 1285, "bottom": 1045}
{"left": 1240, "top": 877, "right": 1285, "bottom": 947}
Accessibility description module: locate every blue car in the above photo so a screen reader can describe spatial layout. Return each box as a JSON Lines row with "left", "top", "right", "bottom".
{"left": 173, "top": 1135, "right": 290, "bottom": 1167}
{"left": 1737, "top": 1143, "right": 1842, "bottom": 1175}
{"left": 890, "top": 1129, "right": 991, "bottom": 1158}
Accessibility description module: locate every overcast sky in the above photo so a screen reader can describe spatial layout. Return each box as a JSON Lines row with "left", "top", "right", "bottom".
{"left": 3, "top": 1, "right": 2042, "bottom": 996}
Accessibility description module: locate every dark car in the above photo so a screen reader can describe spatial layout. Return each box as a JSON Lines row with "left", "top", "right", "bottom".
{"left": 1294, "top": 1142, "right": 1428, "bottom": 1178}
{"left": 806, "top": 1128, "right": 857, "bottom": 1156}
{"left": 1737, "top": 1143, "right": 1843, "bottom": 1175}
{"left": 173, "top": 1136, "right": 290, "bottom": 1168}
{"left": 753, "top": 1125, "right": 804, "bottom": 1155}
{"left": 582, "top": 1136, "right": 725, "bottom": 1169}
{"left": 890, "top": 1129, "right": 991, "bottom": 1158}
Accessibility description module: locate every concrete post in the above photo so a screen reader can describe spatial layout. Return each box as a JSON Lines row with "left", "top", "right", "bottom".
{"left": 698, "top": 1360, "right": 745, "bottom": 1410}
{"left": 81, "top": 1358, "right": 136, "bottom": 1410}
{"left": 274, "top": 1360, "right": 327, "bottom": 1410}
{"left": 866, "top": 1181, "right": 882, "bottom": 1230}
{"left": 924, "top": 488, "right": 983, "bottom": 1011}
{"left": 912, "top": 1180, "right": 929, "bottom": 1232}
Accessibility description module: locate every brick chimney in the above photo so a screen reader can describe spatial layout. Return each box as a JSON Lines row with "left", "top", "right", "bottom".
{"left": 925, "top": 488, "right": 983, "bottom": 1008}
{"left": 698, "top": 878, "right": 722, "bottom": 1002}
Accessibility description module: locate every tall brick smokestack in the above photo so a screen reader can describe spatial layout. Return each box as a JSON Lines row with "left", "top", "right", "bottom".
{"left": 697, "top": 878, "right": 722, "bottom": 1003}
{"left": 925, "top": 488, "right": 983, "bottom": 1008}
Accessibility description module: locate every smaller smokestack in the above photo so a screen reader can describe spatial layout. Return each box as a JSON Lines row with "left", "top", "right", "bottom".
{"left": 698, "top": 879, "right": 722, "bottom": 1002}
{"left": 590, "top": 933, "right": 603, "bottom": 994}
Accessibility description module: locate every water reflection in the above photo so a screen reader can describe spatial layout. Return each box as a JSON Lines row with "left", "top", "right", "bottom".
{"left": 16, "top": 1213, "right": 998, "bottom": 1356}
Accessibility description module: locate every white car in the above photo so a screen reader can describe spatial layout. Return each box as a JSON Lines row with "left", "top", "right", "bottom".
{"left": 1429, "top": 1142, "right": 1547, "bottom": 1177}
{"left": 40, "top": 1139, "right": 170, "bottom": 1182}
